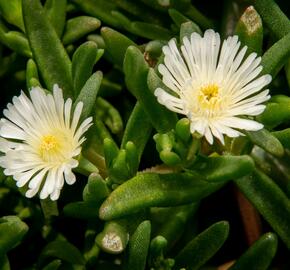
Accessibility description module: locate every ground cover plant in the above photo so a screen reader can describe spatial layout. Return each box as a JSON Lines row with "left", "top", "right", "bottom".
{"left": 0, "top": 0, "right": 290, "bottom": 269}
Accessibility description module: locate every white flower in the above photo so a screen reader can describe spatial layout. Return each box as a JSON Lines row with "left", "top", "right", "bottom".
{"left": 155, "top": 29, "right": 271, "bottom": 144}
{"left": 0, "top": 85, "right": 92, "bottom": 200}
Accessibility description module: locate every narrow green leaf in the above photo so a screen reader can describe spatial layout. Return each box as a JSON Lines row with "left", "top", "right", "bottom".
{"left": 245, "top": 129, "right": 284, "bottom": 157}
{"left": 121, "top": 102, "right": 152, "bottom": 160}
{"left": 114, "top": 0, "right": 164, "bottom": 25}
{"left": 124, "top": 47, "right": 178, "bottom": 133}
{"left": 261, "top": 32, "right": 290, "bottom": 77}
{"left": 63, "top": 16, "right": 101, "bottom": 45}
{"left": 272, "top": 128, "right": 290, "bottom": 149}
{"left": 183, "top": 4, "right": 214, "bottom": 30}
{"left": 0, "top": 0, "right": 24, "bottom": 31}
{"left": 73, "top": 71, "right": 103, "bottom": 121}
{"left": 131, "top": 22, "right": 172, "bottom": 40}
{"left": 0, "top": 255, "right": 10, "bottom": 270}
{"left": 96, "top": 97, "right": 123, "bottom": 135}
{"left": 26, "top": 59, "right": 40, "bottom": 90}
{"left": 0, "top": 23, "right": 31, "bottom": 57}
{"left": 99, "top": 172, "right": 226, "bottom": 220}
{"left": 253, "top": 0, "right": 290, "bottom": 39}
{"left": 257, "top": 102, "right": 290, "bottom": 129}
{"left": 44, "top": 0, "right": 67, "bottom": 37}
{"left": 195, "top": 155, "right": 254, "bottom": 182}
{"left": 160, "top": 150, "right": 182, "bottom": 166}
{"left": 98, "top": 78, "right": 122, "bottom": 98}
{"left": 235, "top": 6, "right": 263, "bottom": 55}
{"left": 104, "top": 137, "right": 119, "bottom": 169}
{"left": 75, "top": 153, "right": 99, "bottom": 176}
{"left": 169, "top": 9, "right": 191, "bottom": 27}
{"left": 140, "top": 0, "right": 169, "bottom": 12}
{"left": 83, "top": 172, "right": 110, "bottom": 204}
{"left": 125, "top": 142, "right": 139, "bottom": 175}
{"left": 124, "top": 220, "right": 151, "bottom": 270}
{"left": 175, "top": 118, "right": 191, "bottom": 142}
{"left": 235, "top": 169, "right": 290, "bottom": 249}
{"left": 42, "top": 260, "right": 62, "bottom": 270}
{"left": 0, "top": 216, "right": 28, "bottom": 255}
{"left": 109, "top": 150, "right": 131, "bottom": 183}
{"left": 180, "top": 21, "right": 202, "bottom": 40}
{"left": 110, "top": 10, "right": 133, "bottom": 32}
{"left": 101, "top": 27, "right": 137, "bottom": 67}
{"left": 72, "top": 41, "right": 98, "bottom": 96}
{"left": 22, "top": 0, "right": 73, "bottom": 97}
{"left": 174, "top": 221, "right": 229, "bottom": 270}
{"left": 229, "top": 233, "right": 277, "bottom": 270}
{"left": 72, "top": 0, "right": 119, "bottom": 28}
{"left": 153, "top": 204, "right": 199, "bottom": 250}
{"left": 40, "top": 239, "right": 85, "bottom": 265}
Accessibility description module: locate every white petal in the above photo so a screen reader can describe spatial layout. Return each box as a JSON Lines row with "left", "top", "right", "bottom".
{"left": 222, "top": 117, "right": 263, "bottom": 131}
{"left": 64, "top": 169, "right": 76, "bottom": 185}
{"left": 155, "top": 88, "right": 185, "bottom": 114}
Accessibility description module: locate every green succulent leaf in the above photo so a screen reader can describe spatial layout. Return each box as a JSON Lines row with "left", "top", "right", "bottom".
{"left": 0, "top": 23, "right": 31, "bottom": 57}
{"left": 42, "top": 259, "right": 62, "bottom": 270}
{"left": 124, "top": 46, "right": 178, "bottom": 133}
{"left": 83, "top": 172, "right": 109, "bottom": 204}
{"left": 0, "top": 255, "right": 10, "bottom": 270}
{"left": 44, "top": 0, "right": 67, "bottom": 37}
{"left": 131, "top": 22, "right": 172, "bottom": 40}
{"left": 180, "top": 21, "right": 202, "bottom": 40}
{"left": 96, "top": 97, "right": 123, "bottom": 135}
{"left": 236, "top": 169, "right": 290, "bottom": 249}
{"left": 194, "top": 155, "right": 255, "bottom": 182}
{"left": 62, "top": 16, "right": 101, "bottom": 45}
{"left": 124, "top": 220, "right": 151, "bottom": 270}
{"left": 99, "top": 172, "right": 226, "bottom": 220}
{"left": 26, "top": 58, "right": 40, "bottom": 89}
{"left": 101, "top": 27, "right": 137, "bottom": 67}
{"left": 152, "top": 204, "right": 199, "bottom": 250}
{"left": 73, "top": 71, "right": 103, "bottom": 121}
{"left": 22, "top": 0, "right": 73, "bottom": 97}
{"left": 72, "top": 0, "right": 119, "bottom": 28}
{"left": 0, "top": 0, "right": 24, "bottom": 31}
{"left": 258, "top": 105, "right": 290, "bottom": 129}
{"left": 261, "top": 32, "right": 290, "bottom": 77}
{"left": 0, "top": 216, "right": 28, "bottom": 255}
{"left": 121, "top": 102, "right": 152, "bottom": 160}
{"left": 245, "top": 129, "right": 284, "bottom": 157}
{"left": 253, "top": 0, "right": 290, "bottom": 39}
{"left": 174, "top": 221, "right": 230, "bottom": 270}
{"left": 40, "top": 238, "right": 85, "bottom": 265}
{"left": 272, "top": 128, "right": 290, "bottom": 149}
{"left": 72, "top": 41, "right": 98, "bottom": 96}
{"left": 229, "top": 233, "right": 278, "bottom": 270}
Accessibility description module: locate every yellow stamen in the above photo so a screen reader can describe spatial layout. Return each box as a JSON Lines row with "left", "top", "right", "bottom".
{"left": 39, "top": 135, "right": 60, "bottom": 161}
{"left": 200, "top": 84, "right": 219, "bottom": 101}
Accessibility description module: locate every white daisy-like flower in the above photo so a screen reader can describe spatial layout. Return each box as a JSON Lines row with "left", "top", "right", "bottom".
{"left": 155, "top": 29, "right": 272, "bottom": 144}
{"left": 0, "top": 85, "right": 92, "bottom": 200}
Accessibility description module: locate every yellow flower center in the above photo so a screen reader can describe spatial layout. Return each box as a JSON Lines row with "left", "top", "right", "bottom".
{"left": 200, "top": 84, "right": 219, "bottom": 101}
{"left": 197, "top": 84, "right": 221, "bottom": 111}
{"left": 39, "top": 135, "right": 61, "bottom": 162}
{"left": 40, "top": 135, "right": 58, "bottom": 151}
